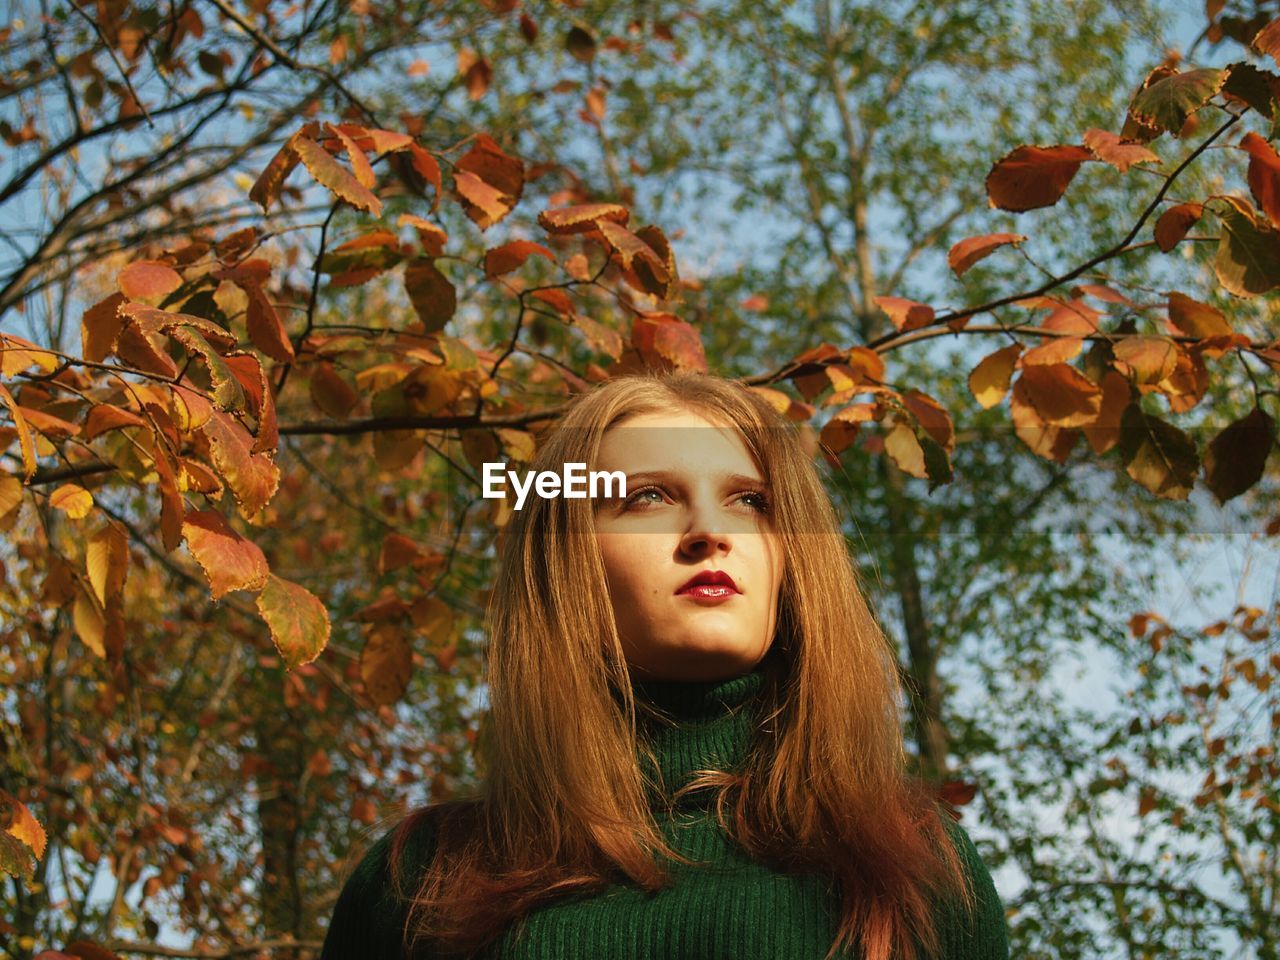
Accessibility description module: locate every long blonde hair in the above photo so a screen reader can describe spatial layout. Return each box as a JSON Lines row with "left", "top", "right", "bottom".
{"left": 385, "top": 371, "right": 973, "bottom": 960}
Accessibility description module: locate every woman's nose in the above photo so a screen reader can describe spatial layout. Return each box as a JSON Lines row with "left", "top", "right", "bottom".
{"left": 678, "top": 501, "right": 732, "bottom": 557}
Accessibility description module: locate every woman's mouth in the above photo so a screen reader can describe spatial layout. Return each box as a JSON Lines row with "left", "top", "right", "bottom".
{"left": 676, "top": 570, "right": 740, "bottom": 601}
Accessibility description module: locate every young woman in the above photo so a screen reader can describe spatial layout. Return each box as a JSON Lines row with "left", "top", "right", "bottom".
{"left": 320, "top": 372, "right": 1009, "bottom": 960}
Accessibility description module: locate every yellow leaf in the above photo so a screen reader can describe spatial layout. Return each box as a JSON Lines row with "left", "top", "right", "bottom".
{"left": 50, "top": 483, "right": 93, "bottom": 519}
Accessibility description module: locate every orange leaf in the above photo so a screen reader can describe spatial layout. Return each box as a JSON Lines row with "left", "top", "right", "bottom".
{"left": 83, "top": 403, "right": 147, "bottom": 440}
{"left": 245, "top": 285, "right": 294, "bottom": 363}
{"left": 986, "top": 144, "right": 1094, "bottom": 212}
{"left": 1082, "top": 128, "right": 1161, "bottom": 172}
{"left": 309, "top": 363, "right": 360, "bottom": 419}
{"left": 947, "top": 233, "right": 1027, "bottom": 277}
{"left": 404, "top": 258, "right": 456, "bottom": 332}
{"left": 1167, "top": 291, "right": 1232, "bottom": 338}
{"left": 968, "top": 343, "right": 1023, "bottom": 409}
{"left": 453, "top": 170, "right": 514, "bottom": 230}
{"left": 407, "top": 143, "right": 443, "bottom": 213}
{"left": 631, "top": 313, "right": 706, "bottom": 373}
{"left": 1251, "top": 17, "right": 1280, "bottom": 68}
{"left": 1154, "top": 202, "right": 1204, "bottom": 252}
{"left": 597, "top": 220, "right": 669, "bottom": 282}
{"left": 0, "top": 383, "right": 37, "bottom": 480}
{"left": 255, "top": 573, "right": 330, "bottom": 669}
{"left": 200, "top": 409, "right": 280, "bottom": 518}
{"left": 324, "top": 121, "right": 376, "bottom": 190}
{"left": 484, "top": 240, "right": 556, "bottom": 278}
{"left": 249, "top": 122, "right": 320, "bottom": 213}
{"left": 1020, "top": 336, "right": 1084, "bottom": 366}
{"left": 537, "top": 202, "right": 630, "bottom": 235}
{"left": 379, "top": 533, "right": 423, "bottom": 574}
{"left": 1018, "top": 363, "right": 1103, "bottom": 427}
{"left": 118, "top": 260, "right": 182, "bottom": 302}
{"left": 1010, "top": 376, "right": 1080, "bottom": 464}
{"left": 1113, "top": 335, "right": 1181, "bottom": 385}
{"left": 1082, "top": 369, "right": 1133, "bottom": 456}
{"left": 530, "top": 287, "right": 576, "bottom": 316}
{"left": 1239, "top": 131, "right": 1280, "bottom": 228}
{"left": 50, "top": 483, "right": 94, "bottom": 519}
{"left": 181, "top": 508, "right": 269, "bottom": 601}
{"left": 361, "top": 622, "right": 412, "bottom": 705}
{"left": 873, "top": 296, "right": 934, "bottom": 332}
{"left": 453, "top": 134, "right": 524, "bottom": 229}
{"left": 901, "top": 390, "right": 954, "bottom": 452}
{"left": 81, "top": 292, "right": 128, "bottom": 363}
{"left": 294, "top": 134, "right": 382, "bottom": 215}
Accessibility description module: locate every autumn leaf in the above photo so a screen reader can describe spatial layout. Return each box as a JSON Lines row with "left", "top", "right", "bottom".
{"left": 200, "top": 409, "right": 281, "bottom": 518}
{"left": 986, "top": 144, "right": 1094, "bottom": 212}
{"left": 484, "top": 240, "right": 556, "bottom": 278}
{"left": 1211, "top": 194, "right": 1280, "bottom": 296}
{"left": 1130, "top": 68, "right": 1225, "bottom": 135}
{"left": 324, "top": 121, "right": 376, "bottom": 189}
{"left": 1238, "top": 131, "right": 1280, "bottom": 228}
{"left": 873, "top": 296, "right": 934, "bottom": 332}
{"left": 1154, "top": 203, "right": 1204, "bottom": 252}
{"left": 453, "top": 134, "right": 523, "bottom": 229}
{"left": 245, "top": 285, "right": 295, "bottom": 363}
{"left": 379, "top": 533, "right": 425, "bottom": 574}
{"left": 309, "top": 363, "right": 360, "bottom": 419}
{"left": 361, "top": 622, "right": 412, "bottom": 705}
{"left": 947, "top": 233, "right": 1027, "bottom": 277}
{"left": 255, "top": 573, "right": 330, "bottom": 669}
{"left": 538, "top": 202, "right": 630, "bottom": 235}
{"left": 1082, "top": 128, "right": 1161, "bottom": 172}
{"left": 0, "top": 383, "right": 37, "bottom": 480}
{"left": 249, "top": 122, "right": 321, "bottom": 212}
{"left": 50, "top": 483, "right": 94, "bottom": 519}
{"left": 1252, "top": 18, "right": 1280, "bottom": 68}
{"left": 1203, "top": 407, "right": 1275, "bottom": 503}
{"left": 1117, "top": 404, "right": 1199, "bottom": 500}
{"left": 119, "top": 260, "right": 183, "bottom": 302}
{"left": 968, "top": 343, "right": 1023, "bottom": 409}
{"left": 630, "top": 312, "right": 707, "bottom": 373}
{"left": 1167, "top": 292, "right": 1232, "bottom": 338}
{"left": 181, "top": 508, "right": 270, "bottom": 601}
{"left": 404, "top": 257, "right": 457, "bottom": 332}
{"left": 83, "top": 403, "right": 148, "bottom": 440}
{"left": 294, "top": 133, "right": 382, "bottom": 215}
{"left": 1016, "top": 363, "right": 1103, "bottom": 427}
{"left": 1112, "top": 335, "right": 1180, "bottom": 385}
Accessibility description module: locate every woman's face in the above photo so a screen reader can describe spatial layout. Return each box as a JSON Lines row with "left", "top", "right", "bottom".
{"left": 593, "top": 407, "right": 784, "bottom": 682}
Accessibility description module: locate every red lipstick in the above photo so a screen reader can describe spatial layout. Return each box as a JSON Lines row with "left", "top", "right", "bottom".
{"left": 676, "top": 569, "right": 739, "bottom": 601}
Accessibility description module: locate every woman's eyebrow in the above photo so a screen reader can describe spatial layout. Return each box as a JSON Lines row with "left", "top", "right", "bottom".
{"left": 622, "top": 469, "right": 767, "bottom": 486}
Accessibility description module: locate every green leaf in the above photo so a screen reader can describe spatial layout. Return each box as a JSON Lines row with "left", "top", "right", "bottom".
{"left": 1211, "top": 195, "right": 1280, "bottom": 297}
{"left": 1131, "top": 68, "right": 1225, "bottom": 134}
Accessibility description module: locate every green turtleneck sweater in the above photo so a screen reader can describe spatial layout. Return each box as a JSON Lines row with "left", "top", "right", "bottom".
{"left": 320, "top": 668, "right": 1010, "bottom": 959}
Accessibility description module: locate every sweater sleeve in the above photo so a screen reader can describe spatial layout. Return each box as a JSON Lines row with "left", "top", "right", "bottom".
{"left": 320, "top": 821, "right": 425, "bottom": 960}
{"left": 934, "top": 815, "right": 1010, "bottom": 960}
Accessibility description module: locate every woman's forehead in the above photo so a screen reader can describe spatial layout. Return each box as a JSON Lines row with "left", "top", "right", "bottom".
{"left": 597, "top": 410, "right": 762, "bottom": 476}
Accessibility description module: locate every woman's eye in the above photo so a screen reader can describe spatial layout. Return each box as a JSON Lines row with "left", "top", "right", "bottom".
{"left": 624, "top": 487, "right": 666, "bottom": 508}
{"left": 738, "top": 491, "right": 771, "bottom": 513}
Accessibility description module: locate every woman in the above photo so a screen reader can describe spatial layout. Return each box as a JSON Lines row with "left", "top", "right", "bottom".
{"left": 320, "top": 372, "right": 1009, "bottom": 960}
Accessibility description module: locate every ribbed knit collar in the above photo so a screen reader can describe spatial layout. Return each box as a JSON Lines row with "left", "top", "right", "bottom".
{"left": 624, "top": 665, "right": 766, "bottom": 810}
